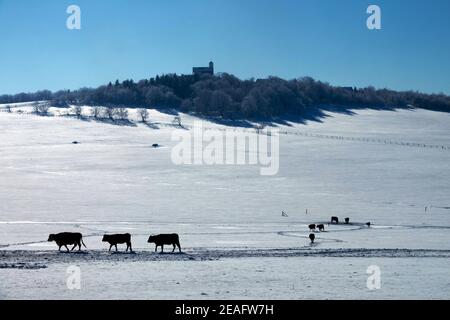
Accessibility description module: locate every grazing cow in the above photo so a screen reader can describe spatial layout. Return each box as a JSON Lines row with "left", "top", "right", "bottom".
{"left": 317, "top": 224, "right": 325, "bottom": 232}
{"left": 331, "top": 216, "right": 339, "bottom": 224}
{"left": 152, "top": 143, "right": 159, "bottom": 148}
{"left": 345, "top": 217, "right": 350, "bottom": 224}
{"left": 48, "top": 232, "right": 87, "bottom": 251}
{"left": 309, "top": 233, "right": 315, "bottom": 243}
{"left": 308, "top": 224, "right": 316, "bottom": 231}
{"left": 366, "top": 222, "right": 371, "bottom": 228}
{"left": 102, "top": 233, "right": 132, "bottom": 252}
{"left": 147, "top": 233, "right": 182, "bottom": 253}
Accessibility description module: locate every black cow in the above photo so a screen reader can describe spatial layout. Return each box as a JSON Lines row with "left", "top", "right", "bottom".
{"left": 366, "top": 222, "right": 371, "bottom": 228}
{"left": 331, "top": 216, "right": 339, "bottom": 224}
{"left": 317, "top": 224, "right": 325, "bottom": 232}
{"left": 308, "top": 224, "right": 316, "bottom": 231}
{"left": 309, "top": 233, "right": 315, "bottom": 243}
{"left": 48, "top": 232, "right": 87, "bottom": 251}
{"left": 147, "top": 233, "right": 181, "bottom": 253}
{"left": 102, "top": 233, "right": 132, "bottom": 252}
{"left": 345, "top": 217, "right": 350, "bottom": 224}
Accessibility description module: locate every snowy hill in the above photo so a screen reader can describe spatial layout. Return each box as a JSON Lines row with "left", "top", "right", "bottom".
{"left": 0, "top": 103, "right": 449, "bottom": 299}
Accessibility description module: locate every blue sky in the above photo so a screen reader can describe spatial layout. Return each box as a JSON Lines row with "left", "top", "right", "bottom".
{"left": 0, "top": 0, "right": 449, "bottom": 94}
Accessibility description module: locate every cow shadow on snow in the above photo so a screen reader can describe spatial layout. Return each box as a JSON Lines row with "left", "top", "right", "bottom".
{"left": 110, "top": 251, "right": 136, "bottom": 255}
{"left": 57, "top": 251, "right": 89, "bottom": 255}
{"left": 155, "top": 251, "right": 186, "bottom": 255}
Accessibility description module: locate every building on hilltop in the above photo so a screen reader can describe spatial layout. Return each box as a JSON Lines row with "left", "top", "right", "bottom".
{"left": 193, "top": 61, "right": 214, "bottom": 75}
{"left": 339, "top": 86, "right": 357, "bottom": 92}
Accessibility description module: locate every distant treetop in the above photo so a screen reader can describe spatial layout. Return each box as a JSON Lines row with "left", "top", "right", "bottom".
{"left": 1, "top": 72, "right": 449, "bottom": 119}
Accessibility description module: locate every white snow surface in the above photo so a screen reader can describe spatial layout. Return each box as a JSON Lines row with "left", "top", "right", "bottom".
{"left": 0, "top": 104, "right": 449, "bottom": 299}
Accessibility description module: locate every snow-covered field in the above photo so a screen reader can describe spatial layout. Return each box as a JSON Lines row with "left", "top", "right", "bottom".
{"left": 0, "top": 104, "right": 449, "bottom": 299}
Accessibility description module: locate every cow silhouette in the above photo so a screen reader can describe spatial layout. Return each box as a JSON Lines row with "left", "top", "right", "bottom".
{"left": 330, "top": 216, "right": 339, "bottom": 224}
{"left": 317, "top": 224, "right": 325, "bottom": 232}
{"left": 48, "top": 232, "right": 87, "bottom": 251}
{"left": 148, "top": 233, "right": 182, "bottom": 253}
{"left": 308, "top": 224, "right": 316, "bottom": 231}
{"left": 309, "top": 233, "right": 315, "bottom": 243}
{"left": 102, "top": 233, "right": 132, "bottom": 252}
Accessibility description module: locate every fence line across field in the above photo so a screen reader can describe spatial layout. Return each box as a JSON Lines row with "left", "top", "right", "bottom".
{"left": 175, "top": 123, "right": 450, "bottom": 152}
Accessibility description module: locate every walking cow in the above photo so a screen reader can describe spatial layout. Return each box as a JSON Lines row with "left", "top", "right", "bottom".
{"left": 148, "top": 233, "right": 182, "bottom": 253}
{"left": 102, "top": 233, "right": 132, "bottom": 252}
{"left": 48, "top": 232, "right": 87, "bottom": 251}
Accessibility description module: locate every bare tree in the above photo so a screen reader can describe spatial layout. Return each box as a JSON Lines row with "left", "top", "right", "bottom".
{"left": 137, "top": 108, "right": 149, "bottom": 123}
{"left": 173, "top": 116, "right": 182, "bottom": 127}
{"left": 32, "top": 101, "right": 40, "bottom": 114}
{"left": 116, "top": 107, "right": 128, "bottom": 121}
{"left": 72, "top": 105, "right": 83, "bottom": 118}
{"left": 33, "top": 101, "right": 50, "bottom": 116}
{"left": 103, "top": 107, "right": 116, "bottom": 121}
{"left": 39, "top": 102, "right": 51, "bottom": 115}
{"left": 91, "top": 106, "right": 101, "bottom": 119}
{"left": 100, "top": 107, "right": 108, "bottom": 119}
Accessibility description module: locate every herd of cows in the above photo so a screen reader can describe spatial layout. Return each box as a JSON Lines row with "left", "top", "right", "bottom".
{"left": 307, "top": 216, "right": 372, "bottom": 243}
{"left": 47, "top": 232, "right": 182, "bottom": 253}
{"left": 47, "top": 216, "right": 372, "bottom": 252}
